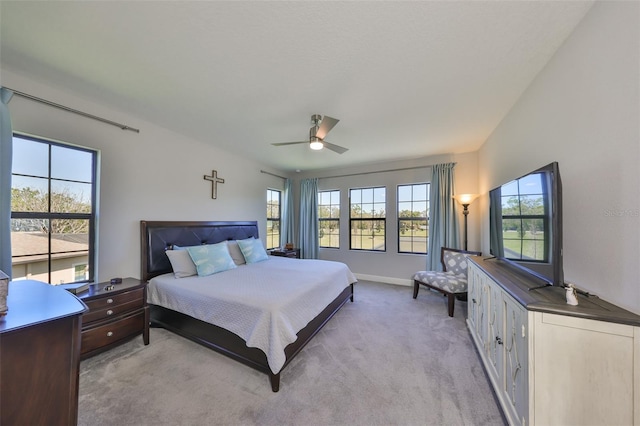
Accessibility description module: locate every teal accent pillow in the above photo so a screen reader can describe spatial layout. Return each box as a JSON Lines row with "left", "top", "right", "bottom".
{"left": 186, "top": 241, "right": 237, "bottom": 276}
{"left": 237, "top": 238, "right": 269, "bottom": 264}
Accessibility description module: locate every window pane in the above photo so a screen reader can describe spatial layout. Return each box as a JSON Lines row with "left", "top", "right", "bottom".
{"left": 398, "top": 185, "right": 411, "bottom": 201}
{"left": 12, "top": 137, "right": 48, "bottom": 177}
{"left": 10, "top": 221, "right": 50, "bottom": 282}
{"left": 11, "top": 176, "right": 49, "bottom": 213}
{"left": 51, "top": 145, "right": 93, "bottom": 182}
{"left": 50, "top": 218, "right": 90, "bottom": 285}
{"left": 50, "top": 180, "right": 92, "bottom": 213}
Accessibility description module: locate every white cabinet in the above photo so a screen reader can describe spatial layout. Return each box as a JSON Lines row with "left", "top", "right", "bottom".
{"left": 467, "top": 258, "right": 640, "bottom": 426}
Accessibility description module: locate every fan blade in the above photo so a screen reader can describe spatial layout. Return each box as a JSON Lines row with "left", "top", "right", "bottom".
{"left": 271, "top": 141, "right": 308, "bottom": 146}
{"left": 322, "top": 141, "right": 349, "bottom": 154}
{"left": 315, "top": 116, "right": 339, "bottom": 140}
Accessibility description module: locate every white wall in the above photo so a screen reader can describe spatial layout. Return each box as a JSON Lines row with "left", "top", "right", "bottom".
{"left": 298, "top": 151, "right": 480, "bottom": 285}
{"left": 478, "top": 2, "right": 639, "bottom": 313}
{"left": 2, "top": 70, "right": 286, "bottom": 282}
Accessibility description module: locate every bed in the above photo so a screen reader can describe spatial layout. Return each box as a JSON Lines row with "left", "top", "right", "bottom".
{"left": 140, "top": 220, "right": 356, "bottom": 392}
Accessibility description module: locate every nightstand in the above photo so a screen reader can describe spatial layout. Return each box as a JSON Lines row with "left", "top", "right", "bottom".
{"left": 78, "top": 277, "right": 149, "bottom": 359}
{"left": 269, "top": 248, "right": 301, "bottom": 259}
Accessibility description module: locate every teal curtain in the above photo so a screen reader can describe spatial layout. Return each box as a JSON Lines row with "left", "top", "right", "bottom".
{"left": 427, "top": 163, "right": 459, "bottom": 271}
{"left": 280, "top": 178, "right": 295, "bottom": 248}
{"left": 298, "top": 178, "right": 318, "bottom": 259}
{"left": 0, "top": 88, "right": 14, "bottom": 277}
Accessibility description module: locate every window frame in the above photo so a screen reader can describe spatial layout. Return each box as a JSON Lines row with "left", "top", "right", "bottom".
{"left": 349, "top": 186, "right": 386, "bottom": 252}
{"left": 397, "top": 183, "right": 430, "bottom": 255}
{"left": 10, "top": 133, "right": 98, "bottom": 284}
{"left": 266, "top": 188, "right": 281, "bottom": 250}
{"left": 318, "top": 189, "right": 340, "bottom": 249}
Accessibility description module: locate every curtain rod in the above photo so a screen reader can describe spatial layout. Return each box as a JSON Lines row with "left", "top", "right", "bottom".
{"left": 260, "top": 170, "right": 287, "bottom": 180}
{"left": 5, "top": 87, "right": 140, "bottom": 133}
{"left": 317, "top": 164, "right": 437, "bottom": 179}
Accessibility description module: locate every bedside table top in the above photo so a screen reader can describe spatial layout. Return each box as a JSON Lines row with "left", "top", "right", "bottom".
{"left": 77, "top": 278, "right": 145, "bottom": 301}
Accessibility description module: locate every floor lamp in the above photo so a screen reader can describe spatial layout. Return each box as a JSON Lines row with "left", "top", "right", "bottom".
{"left": 453, "top": 194, "right": 479, "bottom": 251}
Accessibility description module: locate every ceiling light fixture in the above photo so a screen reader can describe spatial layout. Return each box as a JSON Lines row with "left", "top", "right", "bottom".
{"left": 309, "top": 137, "right": 324, "bottom": 150}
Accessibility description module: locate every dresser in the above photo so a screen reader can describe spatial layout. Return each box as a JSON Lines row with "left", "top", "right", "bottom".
{"left": 78, "top": 278, "right": 149, "bottom": 359}
{"left": 468, "top": 257, "right": 640, "bottom": 426}
{"left": 0, "top": 280, "right": 87, "bottom": 425}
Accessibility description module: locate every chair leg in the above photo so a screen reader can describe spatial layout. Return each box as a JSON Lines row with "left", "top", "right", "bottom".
{"left": 413, "top": 281, "right": 419, "bottom": 299}
{"left": 447, "top": 293, "right": 455, "bottom": 317}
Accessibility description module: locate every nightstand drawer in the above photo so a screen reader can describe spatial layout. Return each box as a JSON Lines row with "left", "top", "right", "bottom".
{"left": 81, "top": 311, "right": 146, "bottom": 355}
{"left": 83, "top": 288, "right": 144, "bottom": 324}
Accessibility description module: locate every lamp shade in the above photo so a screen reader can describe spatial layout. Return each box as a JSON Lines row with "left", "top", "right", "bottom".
{"left": 453, "top": 193, "right": 479, "bottom": 205}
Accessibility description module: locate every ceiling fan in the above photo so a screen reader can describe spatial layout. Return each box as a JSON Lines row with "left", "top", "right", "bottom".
{"left": 272, "top": 114, "right": 348, "bottom": 154}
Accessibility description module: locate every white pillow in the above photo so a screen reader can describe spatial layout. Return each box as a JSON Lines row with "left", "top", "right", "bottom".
{"left": 227, "top": 240, "right": 246, "bottom": 265}
{"left": 165, "top": 249, "right": 197, "bottom": 278}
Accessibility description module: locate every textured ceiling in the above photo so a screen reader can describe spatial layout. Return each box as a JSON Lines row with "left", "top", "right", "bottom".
{"left": 0, "top": 1, "right": 593, "bottom": 172}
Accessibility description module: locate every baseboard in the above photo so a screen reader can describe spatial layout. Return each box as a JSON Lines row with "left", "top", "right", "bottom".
{"left": 354, "top": 273, "right": 412, "bottom": 287}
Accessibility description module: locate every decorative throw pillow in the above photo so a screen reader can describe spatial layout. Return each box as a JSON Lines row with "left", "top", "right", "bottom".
{"left": 237, "top": 238, "right": 269, "bottom": 264}
{"left": 165, "top": 249, "right": 197, "bottom": 278}
{"left": 227, "top": 240, "right": 247, "bottom": 265}
{"left": 186, "top": 241, "right": 237, "bottom": 276}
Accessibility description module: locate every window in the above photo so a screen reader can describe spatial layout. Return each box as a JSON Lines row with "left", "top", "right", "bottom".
{"left": 266, "top": 189, "right": 281, "bottom": 249}
{"left": 397, "top": 183, "right": 429, "bottom": 254}
{"left": 318, "top": 190, "right": 340, "bottom": 248}
{"left": 350, "top": 187, "right": 385, "bottom": 251}
{"left": 11, "top": 134, "right": 97, "bottom": 285}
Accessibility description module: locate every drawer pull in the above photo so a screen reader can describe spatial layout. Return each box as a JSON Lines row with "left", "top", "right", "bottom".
{"left": 107, "top": 331, "right": 113, "bottom": 337}
{"left": 106, "top": 309, "right": 113, "bottom": 316}
{"left": 107, "top": 298, "right": 114, "bottom": 304}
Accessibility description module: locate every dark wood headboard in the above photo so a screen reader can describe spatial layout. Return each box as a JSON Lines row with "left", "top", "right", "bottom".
{"left": 140, "top": 220, "right": 259, "bottom": 282}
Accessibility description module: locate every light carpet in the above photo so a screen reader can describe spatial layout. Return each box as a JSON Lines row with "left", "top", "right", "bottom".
{"left": 78, "top": 281, "right": 505, "bottom": 426}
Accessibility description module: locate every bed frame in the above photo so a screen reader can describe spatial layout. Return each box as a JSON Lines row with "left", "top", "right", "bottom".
{"left": 140, "top": 220, "right": 354, "bottom": 392}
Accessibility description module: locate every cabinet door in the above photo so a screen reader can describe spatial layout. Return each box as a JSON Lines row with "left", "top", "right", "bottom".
{"left": 503, "top": 294, "right": 529, "bottom": 424}
{"left": 487, "top": 282, "right": 504, "bottom": 380}
{"left": 533, "top": 313, "right": 637, "bottom": 426}
{"left": 467, "top": 265, "right": 479, "bottom": 330}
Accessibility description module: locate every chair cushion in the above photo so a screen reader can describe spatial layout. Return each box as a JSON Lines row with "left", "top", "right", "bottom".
{"left": 442, "top": 250, "right": 473, "bottom": 276}
{"left": 413, "top": 270, "right": 468, "bottom": 294}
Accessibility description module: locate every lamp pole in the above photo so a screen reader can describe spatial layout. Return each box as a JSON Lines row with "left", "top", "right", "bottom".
{"left": 461, "top": 203, "right": 470, "bottom": 251}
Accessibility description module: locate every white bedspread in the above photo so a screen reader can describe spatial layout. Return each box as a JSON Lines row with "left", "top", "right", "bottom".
{"left": 147, "top": 256, "right": 357, "bottom": 373}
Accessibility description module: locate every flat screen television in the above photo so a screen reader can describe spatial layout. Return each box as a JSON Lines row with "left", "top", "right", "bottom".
{"left": 489, "top": 162, "right": 563, "bottom": 287}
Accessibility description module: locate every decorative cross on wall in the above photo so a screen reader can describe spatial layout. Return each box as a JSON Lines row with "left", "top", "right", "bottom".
{"left": 204, "top": 169, "right": 225, "bottom": 199}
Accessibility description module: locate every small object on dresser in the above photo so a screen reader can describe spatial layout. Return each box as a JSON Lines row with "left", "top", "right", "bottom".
{"left": 58, "top": 282, "right": 90, "bottom": 295}
{"left": 0, "top": 269, "right": 9, "bottom": 316}
{"left": 285, "top": 243, "right": 294, "bottom": 250}
{"left": 110, "top": 277, "right": 122, "bottom": 284}
{"left": 565, "top": 283, "right": 579, "bottom": 306}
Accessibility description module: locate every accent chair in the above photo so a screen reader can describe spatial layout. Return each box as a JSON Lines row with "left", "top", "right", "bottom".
{"left": 413, "top": 247, "right": 482, "bottom": 317}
